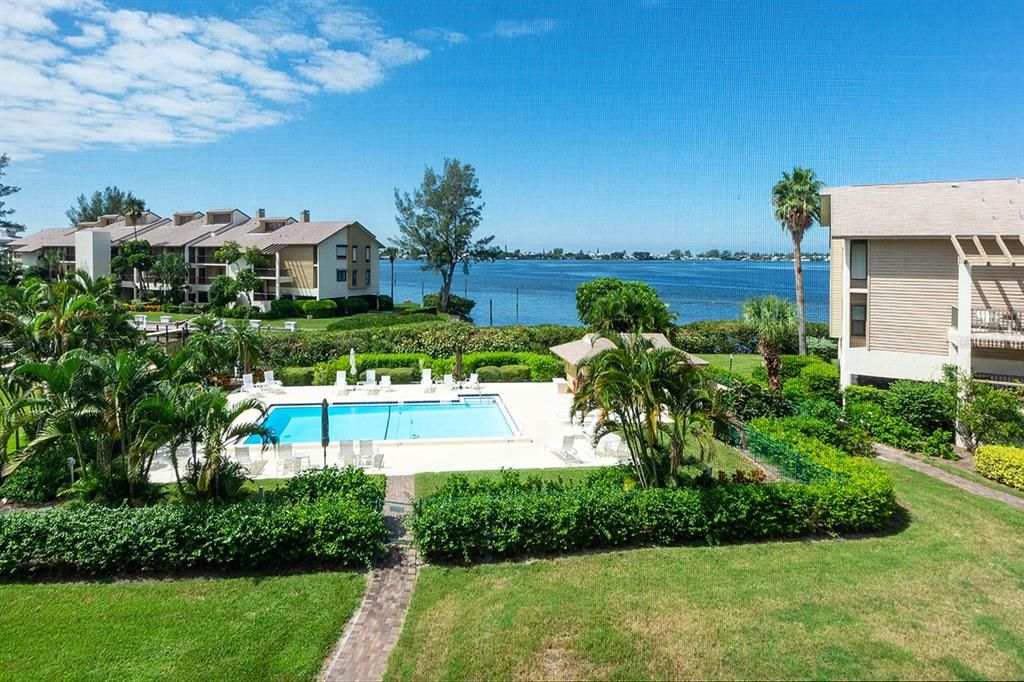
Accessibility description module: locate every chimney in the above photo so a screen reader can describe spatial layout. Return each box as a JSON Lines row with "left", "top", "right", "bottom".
{"left": 257, "top": 208, "right": 266, "bottom": 218}
{"left": 300, "top": 209, "right": 310, "bottom": 223}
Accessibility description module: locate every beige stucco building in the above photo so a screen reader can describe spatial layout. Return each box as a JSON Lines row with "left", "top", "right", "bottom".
{"left": 9, "top": 208, "right": 382, "bottom": 309}
{"left": 822, "top": 178, "right": 1023, "bottom": 388}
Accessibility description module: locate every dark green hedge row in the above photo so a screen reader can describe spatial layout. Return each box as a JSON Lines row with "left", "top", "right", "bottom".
{"left": 670, "top": 320, "right": 830, "bottom": 354}
{"left": 0, "top": 468, "right": 389, "bottom": 577}
{"left": 260, "top": 322, "right": 584, "bottom": 367}
{"left": 410, "top": 424, "right": 896, "bottom": 564}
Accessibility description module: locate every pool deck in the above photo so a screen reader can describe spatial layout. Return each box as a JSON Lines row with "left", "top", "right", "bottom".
{"left": 148, "top": 382, "right": 620, "bottom": 481}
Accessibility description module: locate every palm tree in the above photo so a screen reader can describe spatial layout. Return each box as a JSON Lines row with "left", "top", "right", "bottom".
{"left": 741, "top": 296, "right": 797, "bottom": 393}
{"left": 571, "top": 334, "right": 716, "bottom": 488}
{"left": 383, "top": 247, "right": 398, "bottom": 302}
{"left": 122, "top": 195, "right": 146, "bottom": 240}
{"left": 772, "top": 167, "right": 823, "bottom": 355}
{"left": 191, "top": 388, "right": 272, "bottom": 498}
{"left": 225, "top": 320, "right": 264, "bottom": 375}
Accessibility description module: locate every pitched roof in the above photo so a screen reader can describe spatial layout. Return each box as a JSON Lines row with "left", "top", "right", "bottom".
{"left": 549, "top": 333, "right": 709, "bottom": 367}
{"left": 191, "top": 220, "right": 361, "bottom": 250}
{"left": 821, "top": 178, "right": 1024, "bottom": 238}
{"left": 8, "top": 227, "right": 76, "bottom": 253}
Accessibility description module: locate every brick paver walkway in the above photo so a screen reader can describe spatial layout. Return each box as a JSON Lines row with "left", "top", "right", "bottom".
{"left": 321, "top": 475, "right": 419, "bottom": 682}
{"left": 874, "top": 444, "right": 1024, "bottom": 510}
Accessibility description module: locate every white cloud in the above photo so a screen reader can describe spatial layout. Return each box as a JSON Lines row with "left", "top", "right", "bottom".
{"left": 412, "top": 28, "right": 469, "bottom": 45}
{"left": 490, "top": 19, "right": 557, "bottom": 38}
{"left": 0, "top": 0, "right": 431, "bottom": 159}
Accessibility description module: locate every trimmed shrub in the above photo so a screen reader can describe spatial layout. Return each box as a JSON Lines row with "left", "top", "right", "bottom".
{"left": 424, "top": 292, "right": 476, "bottom": 316}
{"left": 974, "top": 445, "right": 1024, "bottom": 490}
{"left": 311, "top": 353, "right": 430, "bottom": 384}
{"left": 844, "top": 384, "right": 887, "bottom": 407}
{"left": 279, "top": 366, "right": 314, "bottom": 386}
{"left": 703, "top": 366, "right": 794, "bottom": 421}
{"left": 300, "top": 299, "right": 337, "bottom": 318}
{"left": 499, "top": 364, "right": 531, "bottom": 382}
{"left": 411, "top": 423, "right": 895, "bottom": 564}
{"left": 476, "top": 366, "right": 502, "bottom": 383}
{"left": 276, "top": 466, "right": 385, "bottom": 509}
{"left": 0, "top": 448, "right": 70, "bottom": 505}
{"left": 670, "top": 320, "right": 759, "bottom": 354}
{"left": 807, "top": 335, "right": 838, "bottom": 362}
{"left": 798, "top": 362, "right": 841, "bottom": 404}
{"left": 0, "top": 494, "right": 387, "bottom": 577}
{"left": 342, "top": 297, "right": 370, "bottom": 315}
{"left": 884, "top": 380, "right": 955, "bottom": 435}
{"left": 325, "top": 312, "right": 438, "bottom": 332}
{"left": 269, "top": 298, "right": 301, "bottom": 318}
{"left": 376, "top": 294, "right": 394, "bottom": 311}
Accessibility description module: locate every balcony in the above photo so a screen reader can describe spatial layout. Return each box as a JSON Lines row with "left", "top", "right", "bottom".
{"left": 972, "top": 307, "right": 1022, "bottom": 335}
{"left": 253, "top": 267, "right": 293, "bottom": 282}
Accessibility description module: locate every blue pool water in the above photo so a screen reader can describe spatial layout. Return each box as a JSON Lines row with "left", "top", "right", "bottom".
{"left": 245, "top": 398, "right": 516, "bottom": 445}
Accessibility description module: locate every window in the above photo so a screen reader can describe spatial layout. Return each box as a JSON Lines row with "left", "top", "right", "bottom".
{"left": 312, "top": 246, "right": 317, "bottom": 265}
{"left": 351, "top": 269, "right": 357, "bottom": 285}
{"left": 365, "top": 269, "right": 371, "bottom": 286}
{"left": 851, "top": 303, "right": 866, "bottom": 337}
{"left": 336, "top": 244, "right": 347, "bottom": 259}
{"left": 336, "top": 269, "right": 347, "bottom": 282}
{"left": 351, "top": 245, "right": 358, "bottom": 262}
{"left": 850, "top": 240, "right": 867, "bottom": 284}
{"left": 365, "top": 246, "right": 371, "bottom": 262}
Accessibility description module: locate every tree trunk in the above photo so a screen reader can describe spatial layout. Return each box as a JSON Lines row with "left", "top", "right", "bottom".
{"left": 389, "top": 259, "right": 395, "bottom": 301}
{"left": 440, "top": 263, "right": 457, "bottom": 313}
{"left": 763, "top": 342, "right": 782, "bottom": 393}
{"left": 791, "top": 234, "right": 807, "bottom": 355}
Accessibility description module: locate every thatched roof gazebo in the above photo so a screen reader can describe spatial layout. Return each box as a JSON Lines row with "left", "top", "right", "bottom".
{"left": 549, "top": 332, "right": 709, "bottom": 390}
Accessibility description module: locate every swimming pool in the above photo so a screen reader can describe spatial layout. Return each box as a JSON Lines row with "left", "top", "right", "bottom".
{"left": 244, "top": 397, "right": 517, "bottom": 445}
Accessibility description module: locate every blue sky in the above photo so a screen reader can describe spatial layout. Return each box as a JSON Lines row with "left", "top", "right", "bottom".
{"left": 2, "top": 0, "right": 1022, "bottom": 252}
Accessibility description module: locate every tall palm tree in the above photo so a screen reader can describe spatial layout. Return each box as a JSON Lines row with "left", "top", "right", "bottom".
{"left": 225, "top": 320, "right": 264, "bottom": 375}
{"left": 122, "top": 195, "right": 146, "bottom": 240}
{"left": 741, "top": 296, "right": 797, "bottom": 393}
{"left": 772, "top": 167, "right": 823, "bottom": 355}
{"left": 192, "top": 388, "right": 272, "bottom": 497}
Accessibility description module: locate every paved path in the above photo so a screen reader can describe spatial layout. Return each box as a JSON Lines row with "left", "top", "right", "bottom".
{"left": 321, "top": 475, "right": 419, "bottom": 682}
{"left": 874, "top": 444, "right": 1024, "bottom": 510}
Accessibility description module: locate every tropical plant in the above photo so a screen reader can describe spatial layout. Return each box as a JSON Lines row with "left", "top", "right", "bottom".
{"left": 771, "top": 167, "right": 823, "bottom": 355}
{"left": 243, "top": 245, "right": 270, "bottom": 269}
{"left": 234, "top": 268, "right": 261, "bottom": 307}
{"left": 225, "top": 320, "right": 264, "bottom": 375}
{"left": 122, "top": 195, "right": 146, "bottom": 240}
{"left": 208, "top": 275, "right": 239, "bottom": 309}
{"left": 150, "top": 253, "right": 190, "bottom": 302}
{"left": 742, "top": 296, "right": 797, "bottom": 392}
{"left": 393, "top": 158, "right": 499, "bottom": 312}
{"left": 571, "top": 334, "right": 728, "bottom": 488}
{"left": 213, "top": 240, "right": 242, "bottom": 265}
{"left": 111, "top": 240, "right": 154, "bottom": 298}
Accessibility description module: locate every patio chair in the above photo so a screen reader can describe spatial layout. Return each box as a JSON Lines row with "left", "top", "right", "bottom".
{"left": 260, "top": 370, "right": 284, "bottom": 392}
{"left": 443, "top": 373, "right": 455, "bottom": 389}
{"left": 276, "top": 443, "right": 295, "bottom": 476}
{"left": 338, "top": 441, "right": 358, "bottom": 467}
{"left": 361, "top": 369, "right": 379, "bottom": 395}
{"left": 420, "top": 368, "right": 436, "bottom": 393}
{"left": 335, "top": 370, "right": 349, "bottom": 395}
{"left": 240, "top": 373, "right": 260, "bottom": 393}
{"left": 358, "top": 440, "right": 376, "bottom": 466}
{"left": 466, "top": 373, "right": 481, "bottom": 391}
{"left": 549, "top": 434, "right": 582, "bottom": 465}
{"left": 379, "top": 375, "right": 392, "bottom": 392}
{"left": 371, "top": 452, "right": 384, "bottom": 469}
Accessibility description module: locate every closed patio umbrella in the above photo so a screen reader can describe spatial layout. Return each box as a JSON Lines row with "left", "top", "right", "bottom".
{"left": 349, "top": 348, "right": 357, "bottom": 379}
{"left": 321, "top": 399, "right": 330, "bottom": 467}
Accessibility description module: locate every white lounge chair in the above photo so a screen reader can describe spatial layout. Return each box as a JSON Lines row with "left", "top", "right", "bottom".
{"left": 338, "top": 441, "right": 358, "bottom": 467}
{"left": 443, "top": 373, "right": 455, "bottom": 389}
{"left": 335, "top": 370, "right": 349, "bottom": 395}
{"left": 240, "top": 373, "right": 260, "bottom": 393}
{"left": 466, "top": 372, "right": 481, "bottom": 391}
{"left": 358, "top": 440, "right": 376, "bottom": 466}
{"left": 420, "top": 368, "right": 436, "bottom": 393}
{"left": 371, "top": 452, "right": 384, "bottom": 469}
{"left": 550, "top": 434, "right": 582, "bottom": 464}
{"left": 259, "top": 370, "right": 284, "bottom": 392}
{"left": 379, "top": 375, "right": 392, "bottom": 392}
{"left": 361, "top": 369, "right": 379, "bottom": 395}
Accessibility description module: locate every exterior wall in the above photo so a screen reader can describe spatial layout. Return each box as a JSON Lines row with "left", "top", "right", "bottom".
{"left": 971, "top": 265, "right": 1024, "bottom": 312}
{"left": 973, "top": 347, "right": 1024, "bottom": 378}
{"left": 845, "top": 347, "right": 950, "bottom": 383}
{"left": 315, "top": 224, "right": 380, "bottom": 299}
{"left": 829, "top": 237, "right": 844, "bottom": 338}
{"left": 867, "top": 239, "right": 957, "bottom": 356}
{"left": 280, "top": 245, "right": 318, "bottom": 296}
{"left": 316, "top": 230, "right": 352, "bottom": 299}
{"left": 75, "top": 230, "right": 111, "bottom": 278}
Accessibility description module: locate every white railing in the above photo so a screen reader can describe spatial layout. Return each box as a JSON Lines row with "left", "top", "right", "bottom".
{"left": 971, "top": 308, "right": 1022, "bottom": 335}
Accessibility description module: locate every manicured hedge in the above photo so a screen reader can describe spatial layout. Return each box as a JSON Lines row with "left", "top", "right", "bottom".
{"left": 279, "top": 366, "right": 314, "bottom": 386}
{"left": 974, "top": 445, "right": 1024, "bottom": 491}
{"left": 0, "top": 496, "right": 387, "bottom": 577}
{"left": 312, "top": 353, "right": 431, "bottom": 384}
{"left": 260, "top": 323, "right": 584, "bottom": 367}
{"left": 325, "top": 312, "right": 438, "bottom": 331}
{"left": 410, "top": 421, "right": 896, "bottom": 564}
{"left": 358, "top": 368, "right": 418, "bottom": 384}
{"left": 670, "top": 320, "right": 830, "bottom": 355}
{"left": 430, "top": 352, "right": 564, "bottom": 382}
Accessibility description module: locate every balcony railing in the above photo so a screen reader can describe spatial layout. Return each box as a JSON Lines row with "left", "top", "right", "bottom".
{"left": 253, "top": 267, "right": 292, "bottom": 279}
{"left": 973, "top": 372, "right": 1024, "bottom": 389}
{"left": 971, "top": 307, "right": 1023, "bottom": 335}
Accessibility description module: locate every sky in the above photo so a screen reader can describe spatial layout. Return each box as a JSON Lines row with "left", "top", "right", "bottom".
{"left": 1, "top": 0, "right": 1022, "bottom": 253}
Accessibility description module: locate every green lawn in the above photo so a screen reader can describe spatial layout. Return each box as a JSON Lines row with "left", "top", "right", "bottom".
{"left": 0, "top": 571, "right": 365, "bottom": 681}
{"left": 900, "top": 451, "right": 1024, "bottom": 501}
{"left": 702, "top": 353, "right": 762, "bottom": 377}
{"left": 413, "top": 441, "right": 755, "bottom": 497}
{"left": 387, "top": 462, "right": 1024, "bottom": 680}
{"left": 143, "top": 311, "right": 441, "bottom": 331}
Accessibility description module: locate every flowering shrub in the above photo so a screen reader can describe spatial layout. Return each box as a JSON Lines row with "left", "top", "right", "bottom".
{"left": 974, "top": 445, "right": 1024, "bottom": 490}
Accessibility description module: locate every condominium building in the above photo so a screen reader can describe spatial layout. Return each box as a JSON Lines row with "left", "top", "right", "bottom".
{"left": 8, "top": 208, "right": 382, "bottom": 308}
{"left": 823, "top": 178, "right": 1023, "bottom": 388}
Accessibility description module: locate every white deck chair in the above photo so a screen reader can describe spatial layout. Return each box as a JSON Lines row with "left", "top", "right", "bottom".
{"left": 261, "top": 370, "right": 284, "bottom": 392}
{"left": 466, "top": 372, "right": 481, "bottom": 391}
{"left": 338, "top": 441, "right": 358, "bottom": 467}
{"left": 443, "top": 373, "right": 455, "bottom": 389}
{"left": 358, "top": 440, "right": 375, "bottom": 466}
{"left": 335, "top": 370, "right": 349, "bottom": 394}
{"left": 379, "top": 375, "right": 392, "bottom": 392}
{"left": 276, "top": 443, "right": 295, "bottom": 476}
{"left": 420, "top": 368, "right": 436, "bottom": 393}
{"left": 362, "top": 369, "right": 379, "bottom": 395}
{"left": 549, "top": 434, "right": 582, "bottom": 464}
{"left": 371, "top": 452, "right": 384, "bottom": 469}
{"left": 240, "top": 373, "right": 259, "bottom": 393}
